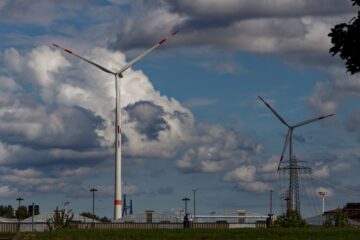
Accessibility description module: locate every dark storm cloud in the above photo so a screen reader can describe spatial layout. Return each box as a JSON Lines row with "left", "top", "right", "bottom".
{"left": 125, "top": 101, "right": 170, "bottom": 141}
{"left": 0, "top": 0, "right": 89, "bottom": 26}
{"left": 0, "top": 106, "right": 104, "bottom": 150}
{"left": 168, "top": 0, "right": 354, "bottom": 30}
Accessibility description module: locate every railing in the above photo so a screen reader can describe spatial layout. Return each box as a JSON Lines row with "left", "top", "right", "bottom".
{"left": 0, "top": 221, "right": 266, "bottom": 232}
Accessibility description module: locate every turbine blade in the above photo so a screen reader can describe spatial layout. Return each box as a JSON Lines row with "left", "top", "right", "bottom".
{"left": 293, "top": 114, "right": 334, "bottom": 128}
{"left": 52, "top": 43, "right": 116, "bottom": 75}
{"left": 258, "top": 96, "right": 289, "bottom": 127}
{"left": 278, "top": 129, "right": 291, "bottom": 171}
{"left": 117, "top": 31, "right": 178, "bottom": 75}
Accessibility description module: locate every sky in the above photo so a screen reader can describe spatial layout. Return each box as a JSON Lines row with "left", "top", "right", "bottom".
{"left": 0, "top": 0, "right": 360, "bottom": 219}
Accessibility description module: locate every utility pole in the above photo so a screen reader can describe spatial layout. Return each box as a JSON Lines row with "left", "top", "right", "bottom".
{"left": 267, "top": 189, "right": 273, "bottom": 227}
{"left": 269, "top": 189, "right": 273, "bottom": 216}
{"left": 318, "top": 191, "right": 327, "bottom": 214}
{"left": 31, "top": 202, "right": 34, "bottom": 232}
{"left": 90, "top": 188, "right": 98, "bottom": 225}
{"left": 192, "top": 187, "right": 197, "bottom": 223}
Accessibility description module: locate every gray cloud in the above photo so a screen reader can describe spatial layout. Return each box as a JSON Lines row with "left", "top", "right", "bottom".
{"left": 157, "top": 186, "right": 174, "bottom": 195}
{"left": 169, "top": 0, "right": 354, "bottom": 30}
{"left": 125, "top": 101, "right": 170, "bottom": 141}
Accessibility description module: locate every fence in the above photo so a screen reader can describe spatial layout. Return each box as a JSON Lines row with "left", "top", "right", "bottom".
{"left": 0, "top": 221, "right": 265, "bottom": 232}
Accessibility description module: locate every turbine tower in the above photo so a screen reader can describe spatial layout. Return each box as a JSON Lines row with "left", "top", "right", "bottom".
{"left": 53, "top": 31, "right": 178, "bottom": 220}
{"left": 258, "top": 96, "right": 334, "bottom": 213}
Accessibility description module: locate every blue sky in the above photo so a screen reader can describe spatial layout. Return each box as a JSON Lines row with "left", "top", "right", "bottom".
{"left": 0, "top": 0, "right": 359, "bottom": 219}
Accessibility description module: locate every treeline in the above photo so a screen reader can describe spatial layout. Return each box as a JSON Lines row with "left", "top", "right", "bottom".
{"left": 0, "top": 205, "right": 31, "bottom": 220}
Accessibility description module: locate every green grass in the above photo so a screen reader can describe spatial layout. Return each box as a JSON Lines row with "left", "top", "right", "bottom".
{"left": 15, "top": 228, "right": 360, "bottom": 240}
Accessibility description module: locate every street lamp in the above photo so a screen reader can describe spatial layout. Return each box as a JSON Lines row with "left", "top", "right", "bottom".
{"left": 318, "top": 191, "right": 327, "bottom": 214}
{"left": 90, "top": 188, "right": 98, "bottom": 224}
{"left": 192, "top": 188, "right": 197, "bottom": 222}
{"left": 182, "top": 197, "right": 190, "bottom": 215}
{"left": 16, "top": 197, "right": 24, "bottom": 220}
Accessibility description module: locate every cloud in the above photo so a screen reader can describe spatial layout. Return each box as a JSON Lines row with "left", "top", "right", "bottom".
{"left": 313, "top": 165, "right": 330, "bottom": 178}
{"left": 176, "top": 123, "right": 263, "bottom": 173}
{"left": 224, "top": 166, "right": 256, "bottom": 182}
{"left": 157, "top": 186, "right": 174, "bottom": 195}
{"left": 346, "top": 111, "right": 360, "bottom": 142}
{"left": 0, "top": 44, "right": 267, "bottom": 196}
{"left": 308, "top": 69, "right": 360, "bottom": 114}
{"left": 237, "top": 181, "right": 270, "bottom": 193}
{"left": 125, "top": 101, "right": 170, "bottom": 141}
{"left": 259, "top": 155, "right": 279, "bottom": 173}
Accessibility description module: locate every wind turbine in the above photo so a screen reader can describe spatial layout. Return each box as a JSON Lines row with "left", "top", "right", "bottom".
{"left": 258, "top": 96, "right": 334, "bottom": 212}
{"left": 53, "top": 31, "right": 178, "bottom": 220}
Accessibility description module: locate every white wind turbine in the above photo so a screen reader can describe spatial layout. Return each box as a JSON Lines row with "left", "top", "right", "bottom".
{"left": 258, "top": 96, "right": 334, "bottom": 212}
{"left": 53, "top": 31, "right": 178, "bottom": 220}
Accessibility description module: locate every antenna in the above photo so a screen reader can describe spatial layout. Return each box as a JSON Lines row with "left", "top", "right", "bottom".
{"left": 53, "top": 31, "right": 177, "bottom": 220}
{"left": 258, "top": 96, "right": 334, "bottom": 214}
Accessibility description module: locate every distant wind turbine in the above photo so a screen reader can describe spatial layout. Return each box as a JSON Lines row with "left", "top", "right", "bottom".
{"left": 53, "top": 31, "right": 178, "bottom": 220}
{"left": 258, "top": 96, "right": 334, "bottom": 213}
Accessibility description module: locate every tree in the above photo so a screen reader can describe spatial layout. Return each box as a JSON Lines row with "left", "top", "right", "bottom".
{"left": 273, "top": 210, "right": 308, "bottom": 228}
{"left": 0, "top": 205, "right": 14, "bottom": 218}
{"left": 46, "top": 207, "right": 75, "bottom": 231}
{"left": 329, "top": 0, "right": 360, "bottom": 74}
{"left": 15, "top": 206, "right": 30, "bottom": 220}
{"left": 324, "top": 208, "right": 350, "bottom": 227}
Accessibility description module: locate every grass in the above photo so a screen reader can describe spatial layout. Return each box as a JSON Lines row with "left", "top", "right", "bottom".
{"left": 13, "top": 228, "right": 360, "bottom": 240}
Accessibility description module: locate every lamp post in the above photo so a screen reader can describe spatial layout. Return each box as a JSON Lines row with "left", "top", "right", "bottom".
{"left": 192, "top": 187, "right": 197, "bottom": 223}
{"left": 90, "top": 188, "right": 98, "bottom": 224}
{"left": 182, "top": 197, "right": 190, "bottom": 215}
{"left": 16, "top": 197, "right": 24, "bottom": 220}
{"left": 16, "top": 197, "right": 23, "bottom": 231}
{"left": 318, "top": 191, "right": 327, "bottom": 214}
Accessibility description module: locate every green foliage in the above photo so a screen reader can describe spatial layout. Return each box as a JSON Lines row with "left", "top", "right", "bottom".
{"left": 46, "top": 207, "right": 75, "bottom": 231}
{"left": 324, "top": 208, "right": 350, "bottom": 227}
{"left": 0, "top": 205, "right": 14, "bottom": 218}
{"left": 15, "top": 228, "right": 360, "bottom": 240}
{"left": 100, "top": 216, "right": 112, "bottom": 223}
{"left": 273, "top": 210, "right": 308, "bottom": 228}
{"left": 15, "top": 205, "right": 30, "bottom": 220}
{"left": 329, "top": 0, "right": 360, "bottom": 74}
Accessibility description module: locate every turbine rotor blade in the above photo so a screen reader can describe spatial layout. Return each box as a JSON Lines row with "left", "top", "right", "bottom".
{"left": 52, "top": 43, "right": 116, "bottom": 75}
{"left": 293, "top": 114, "right": 334, "bottom": 128}
{"left": 258, "top": 96, "right": 290, "bottom": 127}
{"left": 116, "top": 31, "right": 178, "bottom": 76}
{"left": 278, "top": 129, "right": 291, "bottom": 171}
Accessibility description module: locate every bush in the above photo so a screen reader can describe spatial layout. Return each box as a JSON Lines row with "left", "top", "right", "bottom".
{"left": 273, "top": 210, "right": 308, "bottom": 228}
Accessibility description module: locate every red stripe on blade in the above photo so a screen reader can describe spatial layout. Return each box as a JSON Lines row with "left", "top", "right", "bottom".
{"left": 172, "top": 31, "right": 178, "bottom": 36}
{"left": 159, "top": 39, "right": 166, "bottom": 44}
{"left": 115, "top": 200, "right": 122, "bottom": 205}
{"left": 52, "top": 43, "right": 59, "bottom": 47}
{"left": 65, "top": 49, "right": 73, "bottom": 54}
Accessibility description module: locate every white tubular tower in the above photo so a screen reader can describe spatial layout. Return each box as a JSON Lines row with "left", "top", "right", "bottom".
{"left": 52, "top": 31, "right": 178, "bottom": 220}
